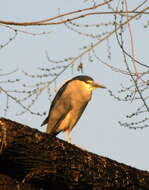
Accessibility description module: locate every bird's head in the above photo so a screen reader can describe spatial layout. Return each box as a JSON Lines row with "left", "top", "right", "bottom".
{"left": 72, "top": 75, "right": 106, "bottom": 91}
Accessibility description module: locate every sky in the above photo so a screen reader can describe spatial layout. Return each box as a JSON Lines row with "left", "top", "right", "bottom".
{"left": 0, "top": 0, "right": 149, "bottom": 171}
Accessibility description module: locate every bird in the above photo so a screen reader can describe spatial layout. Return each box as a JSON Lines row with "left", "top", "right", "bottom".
{"left": 41, "top": 75, "right": 106, "bottom": 143}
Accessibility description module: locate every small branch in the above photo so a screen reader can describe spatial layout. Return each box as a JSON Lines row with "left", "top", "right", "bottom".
{"left": 0, "top": 0, "right": 112, "bottom": 26}
{"left": 0, "top": 86, "right": 38, "bottom": 115}
{"left": 0, "top": 10, "right": 148, "bottom": 26}
{"left": 133, "top": 0, "right": 148, "bottom": 12}
{"left": 92, "top": 48, "right": 139, "bottom": 76}
{"left": 124, "top": 0, "right": 138, "bottom": 78}
{"left": 1, "top": 24, "right": 52, "bottom": 36}
{"left": 0, "top": 68, "right": 18, "bottom": 77}
{"left": 115, "top": 15, "right": 149, "bottom": 113}
{"left": 0, "top": 29, "right": 18, "bottom": 50}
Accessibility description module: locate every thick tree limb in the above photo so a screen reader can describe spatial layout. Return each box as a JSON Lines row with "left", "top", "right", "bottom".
{"left": 0, "top": 173, "right": 39, "bottom": 190}
{"left": 0, "top": 118, "right": 149, "bottom": 190}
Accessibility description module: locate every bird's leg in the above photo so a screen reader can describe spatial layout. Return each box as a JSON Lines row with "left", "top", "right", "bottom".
{"left": 65, "top": 129, "right": 85, "bottom": 150}
{"left": 65, "top": 130, "right": 71, "bottom": 143}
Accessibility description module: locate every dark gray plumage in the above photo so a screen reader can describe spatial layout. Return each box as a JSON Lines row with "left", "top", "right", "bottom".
{"left": 41, "top": 75, "right": 106, "bottom": 143}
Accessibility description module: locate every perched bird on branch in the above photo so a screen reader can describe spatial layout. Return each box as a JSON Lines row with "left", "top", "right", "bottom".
{"left": 41, "top": 75, "right": 106, "bottom": 143}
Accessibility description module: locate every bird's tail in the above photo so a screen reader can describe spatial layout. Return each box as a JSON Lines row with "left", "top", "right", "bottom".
{"left": 50, "top": 131, "right": 59, "bottom": 136}
{"left": 40, "top": 117, "right": 49, "bottom": 127}
{"left": 41, "top": 117, "right": 60, "bottom": 136}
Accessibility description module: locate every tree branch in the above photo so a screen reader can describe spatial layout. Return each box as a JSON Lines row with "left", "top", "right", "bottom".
{"left": 0, "top": 118, "right": 149, "bottom": 190}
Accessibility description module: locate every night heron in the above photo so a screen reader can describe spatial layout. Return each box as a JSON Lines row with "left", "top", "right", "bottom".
{"left": 41, "top": 75, "right": 106, "bottom": 143}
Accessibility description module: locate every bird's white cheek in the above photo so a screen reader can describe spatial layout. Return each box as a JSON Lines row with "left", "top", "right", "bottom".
{"left": 82, "top": 83, "right": 93, "bottom": 91}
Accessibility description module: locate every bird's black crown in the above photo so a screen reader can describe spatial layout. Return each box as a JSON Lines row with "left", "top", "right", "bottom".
{"left": 71, "top": 75, "right": 94, "bottom": 82}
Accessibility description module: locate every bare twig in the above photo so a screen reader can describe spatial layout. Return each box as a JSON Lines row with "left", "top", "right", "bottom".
{"left": 115, "top": 14, "right": 149, "bottom": 113}
{"left": 0, "top": 0, "right": 113, "bottom": 26}
{"left": 0, "top": 69, "right": 19, "bottom": 77}
{"left": 0, "top": 10, "right": 149, "bottom": 26}
{"left": 124, "top": 0, "right": 138, "bottom": 78}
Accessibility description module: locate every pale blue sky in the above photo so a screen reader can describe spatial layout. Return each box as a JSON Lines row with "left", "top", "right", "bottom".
{"left": 0, "top": 0, "right": 149, "bottom": 171}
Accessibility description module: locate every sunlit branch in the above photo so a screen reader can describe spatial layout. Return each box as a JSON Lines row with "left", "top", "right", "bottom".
{"left": 0, "top": 10, "right": 148, "bottom": 26}
{"left": 0, "top": 0, "right": 113, "bottom": 26}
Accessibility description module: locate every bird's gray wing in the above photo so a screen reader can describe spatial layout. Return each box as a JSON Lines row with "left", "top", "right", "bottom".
{"left": 75, "top": 101, "right": 89, "bottom": 125}
{"left": 47, "top": 91, "right": 73, "bottom": 134}
{"left": 41, "top": 80, "right": 71, "bottom": 127}
{"left": 41, "top": 81, "right": 73, "bottom": 135}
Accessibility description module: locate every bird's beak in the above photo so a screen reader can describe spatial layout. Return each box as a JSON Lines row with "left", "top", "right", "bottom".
{"left": 92, "top": 81, "right": 106, "bottom": 89}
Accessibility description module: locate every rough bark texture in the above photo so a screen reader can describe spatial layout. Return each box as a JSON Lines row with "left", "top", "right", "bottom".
{"left": 0, "top": 118, "right": 149, "bottom": 190}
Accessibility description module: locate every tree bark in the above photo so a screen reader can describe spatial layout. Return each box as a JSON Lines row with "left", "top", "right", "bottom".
{"left": 0, "top": 118, "right": 149, "bottom": 190}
